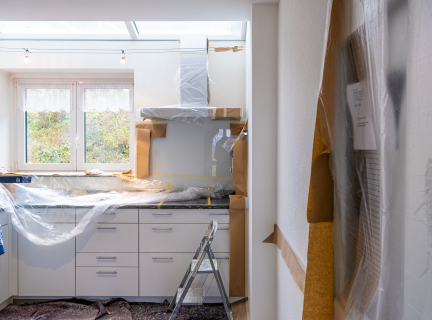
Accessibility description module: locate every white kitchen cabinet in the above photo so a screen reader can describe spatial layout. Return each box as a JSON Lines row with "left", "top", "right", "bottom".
{"left": 139, "top": 252, "right": 230, "bottom": 298}
{"left": 139, "top": 224, "right": 230, "bottom": 253}
{"left": 76, "top": 267, "right": 138, "bottom": 297}
{"left": 76, "top": 224, "right": 138, "bottom": 253}
{"left": 139, "top": 209, "right": 230, "bottom": 224}
{"left": 18, "top": 224, "right": 75, "bottom": 296}
{"left": 0, "top": 227, "right": 9, "bottom": 304}
{"left": 76, "top": 209, "right": 138, "bottom": 224}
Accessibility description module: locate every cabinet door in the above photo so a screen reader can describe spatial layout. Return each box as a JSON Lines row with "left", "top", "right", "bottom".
{"left": 18, "top": 224, "right": 75, "bottom": 296}
{"left": 0, "top": 227, "right": 9, "bottom": 303}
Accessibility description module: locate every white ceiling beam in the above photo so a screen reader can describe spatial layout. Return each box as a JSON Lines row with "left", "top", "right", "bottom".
{"left": 124, "top": 21, "right": 138, "bottom": 40}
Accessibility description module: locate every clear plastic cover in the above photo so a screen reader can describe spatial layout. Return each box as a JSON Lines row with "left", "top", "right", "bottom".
{"left": 324, "top": 0, "right": 411, "bottom": 319}
{"left": 0, "top": 176, "right": 231, "bottom": 246}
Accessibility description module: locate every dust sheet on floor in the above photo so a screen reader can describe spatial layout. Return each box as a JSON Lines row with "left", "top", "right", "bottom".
{"left": 0, "top": 298, "right": 230, "bottom": 320}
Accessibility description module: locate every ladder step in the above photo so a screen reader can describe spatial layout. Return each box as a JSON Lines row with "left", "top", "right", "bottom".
{"left": 176, "top": 288, "right": 204, "bottom": 305}
{"left": 191, "top": 259, "right": 217, "bottom": 273}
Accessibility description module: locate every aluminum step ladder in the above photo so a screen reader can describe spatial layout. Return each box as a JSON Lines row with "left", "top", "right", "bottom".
{"left": 167, "top": 219, "right": 234, "bottom": 320}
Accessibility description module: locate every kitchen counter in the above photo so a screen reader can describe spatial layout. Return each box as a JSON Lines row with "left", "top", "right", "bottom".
{"left": 6, "top": 196, "right": 231, "bottom": 210}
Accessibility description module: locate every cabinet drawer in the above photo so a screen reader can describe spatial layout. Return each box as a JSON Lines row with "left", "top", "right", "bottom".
{"left": 77, "top": 209, "right": 138, "bottom": 224}
{"left": 139, "top": 253, "right": 230, "bottom": 297}
{"left": 76, "top": 224, "right": 138, "bottom": 253}
{"left": 0, "top": 210, "right": 7, "bottom": 226}
{"left": 76, "top": 267, "right": 138, "bottom": 296}
{"left": 76, "top": 253, "right": 138, "bottom": 267}
{"left": 24, "top": 208, "right": 75, "bottom": 223}
{"left": 139, "top": 209, "right": 229, "bottom": 224}
{"left": 139, "top": 224, "right": 230, "bottom": 253}
{"left": 0, "top": 228, "right": 8, "bottom": 303}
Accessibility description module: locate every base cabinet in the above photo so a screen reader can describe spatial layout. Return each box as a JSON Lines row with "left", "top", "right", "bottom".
{"left": 0, "top": 227, "right": 8, "bottom": 303}
{"left": 18, "top": 226, "right": 75, "bottom": 296}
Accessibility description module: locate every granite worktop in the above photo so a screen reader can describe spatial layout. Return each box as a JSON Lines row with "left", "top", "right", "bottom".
{"left": 12, "top": 196, "right": 231, "bottom": 210}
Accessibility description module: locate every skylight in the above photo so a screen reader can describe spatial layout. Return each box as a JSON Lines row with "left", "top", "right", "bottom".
{"left": 0, "top": 21, "right": 128, "bottom": 35}
{"left": 134, "top": 21, "right": 243, "bottom": 37}
{"left": 0, "top": 21, "right": 246, "bottom": 40}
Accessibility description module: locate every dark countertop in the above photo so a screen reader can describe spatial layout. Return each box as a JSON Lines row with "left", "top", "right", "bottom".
{"left": 10, "top": 197, "right": 230, "bottom": 210}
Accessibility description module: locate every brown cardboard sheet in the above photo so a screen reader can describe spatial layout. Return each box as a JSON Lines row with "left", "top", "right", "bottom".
{"left": 229, "top": 195, "right": 246, "bottom": 297}
{"left": 231, "top": 298, "right": 250, "bottom": 320}
{"left": 230, "top": 122, "right": 246, "bottom": 136}
{"left": 263, "top": 224, "right": 306, "bottom": 293}
{"left": 135, "top": 128, "right": 151, "bottom": 179}
{"left": 233, "top": 137, "right": 248, "bottom": 197}
{"left": 215, "top": 47, "right": 231, "bottom": 52}
{"left": 135, "top": 123, "right": 167, "bottom": 138}
{"left": 302, "top": 222, "right": 334, "bottom": 320}
{"left": 214, "top": 108, "right": 243, "bottom": 119}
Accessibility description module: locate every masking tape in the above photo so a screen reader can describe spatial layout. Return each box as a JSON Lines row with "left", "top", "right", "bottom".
{"left": 157, "top": 200, "right": 164, "bottom": 209}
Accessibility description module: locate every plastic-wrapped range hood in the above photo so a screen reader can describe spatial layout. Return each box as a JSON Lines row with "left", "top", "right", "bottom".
{"left": 139, "top": 34, "right": 242, "bottom": 123}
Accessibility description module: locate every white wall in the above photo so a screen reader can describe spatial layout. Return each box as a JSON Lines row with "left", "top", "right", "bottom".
{"left": 0, "top": 0, "right": 276, "bottom": 21}
{"left": 404, "top": 0, "right": 432, "bottom": 318}
{"left": 249, "top": 4, "right": 278, "bottom": 320}
{"left": 0, "top": 40, "right": 245, "bottom": 180}
{"left": 0, "top": 70, "right": 12, "bottom": 169}
{"left": 277, "top": 0, "right": 330, "bottom": 319}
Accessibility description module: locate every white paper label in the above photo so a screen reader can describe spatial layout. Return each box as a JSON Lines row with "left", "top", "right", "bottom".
{"left": 347, "top": 82, "right": 377, "bottom": 150}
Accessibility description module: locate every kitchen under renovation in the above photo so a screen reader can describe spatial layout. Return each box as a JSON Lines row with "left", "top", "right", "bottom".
{"left": 0, "top": 0, "right": 430, "bottom": 319}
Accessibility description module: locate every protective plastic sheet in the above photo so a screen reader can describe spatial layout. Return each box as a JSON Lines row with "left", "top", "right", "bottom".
{"left": 320, "top": 0, "right": 409, "bottom": 319}
{"left": 0, "top": 176, "right": 231, "bottom": 246}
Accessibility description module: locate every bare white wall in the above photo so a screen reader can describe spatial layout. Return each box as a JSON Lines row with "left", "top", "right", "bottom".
{"left": 249, "top": 4, "right": 278, "bottom": 320}
{"left": 404, "top": 0, "right": 432, "bottom": 318}
{"left": 0, "top": 70, "right": 11, "bottom": 169}
{"left": 277, "top": 0, "right": 330, "bottom": 319}
{"left": 0, "top": 0, "right": 277, "bottom": 21}
{"left": 0, "top": 40, "right": 245, "bottom": 179}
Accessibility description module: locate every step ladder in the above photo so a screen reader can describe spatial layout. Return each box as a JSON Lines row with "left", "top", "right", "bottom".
{"left": 167, "top": 219, "right": 234, "bottom": 320}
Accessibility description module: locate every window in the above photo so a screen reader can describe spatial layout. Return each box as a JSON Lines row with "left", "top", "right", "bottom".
{"left": 16, "top": 80, "right": 134, "bottom": 171}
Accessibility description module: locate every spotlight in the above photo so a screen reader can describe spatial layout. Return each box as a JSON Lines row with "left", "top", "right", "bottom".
{"left": 23, "top": 49, "right": 30, "bottom": 63}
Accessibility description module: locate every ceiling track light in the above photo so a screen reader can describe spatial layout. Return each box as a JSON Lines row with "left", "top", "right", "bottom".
{"left": 23, "top": 49, "right": 30, "bottom": 63}
{"left": 120, "top": 50, "right": 126, "bottom": 63}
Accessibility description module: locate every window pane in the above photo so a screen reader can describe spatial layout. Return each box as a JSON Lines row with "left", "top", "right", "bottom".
{"left": 85, "top": 109, "right": 130, "bottom": 164}
{"left": 0, "top": 21, "right": 128, "bottom": 35}
{"left": 134, "top": 21, "right": 243, "bottom": 36}
{"left": 26, "top": 110, "right": 71, "bottom": 164}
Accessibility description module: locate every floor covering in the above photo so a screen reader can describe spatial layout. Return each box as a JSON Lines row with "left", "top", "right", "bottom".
{"left": 0, "top": 298, "right": 229, "bottom": 320}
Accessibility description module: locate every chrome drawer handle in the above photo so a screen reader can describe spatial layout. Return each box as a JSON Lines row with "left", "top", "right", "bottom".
{"left": 152, "top": 257, "right": 173, "bottom": 260}
{"left": 152, "top": 212, "right": 172, "bottom": 216}
{"left": 217, "top": 257, "right": 230, "bottom": 260}
{"left": 97, "top": 227, "right": 117, "bottom": 230}
{"left": 152, "top": 227, "right": 173, "bottom": 231}
{"left": 96, "top": 271, "right": 117, "bottom": 275}
{"left": 97, "top": 256, "right": 117, "bottom": 260}
{"left": 219, "top": 228, "right": 230, "bottom": 230}
{"left": 209, "top": 213, "right": 228, "bottom": 215}
{"left": 105, "top": 212, "right": 116, "bottom": 215}
{"left": 36, "top": 212, "right": 56, "bottom": 215}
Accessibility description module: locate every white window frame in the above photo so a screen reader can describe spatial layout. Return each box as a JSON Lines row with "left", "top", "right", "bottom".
{"left": 15, "top": 79, "right": 134, "bottom": 172}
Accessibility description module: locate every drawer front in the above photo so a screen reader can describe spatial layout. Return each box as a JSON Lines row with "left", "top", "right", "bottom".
{"left": 139, "top": 253, "right": 194, "bottom": 296}
{"left": 0, "top": 211, "right": 7, "bottom": 226}
{"left": 204, "top": 253, "right": 230, "bottom": 297}
{"left": 24, "top": 208, "right": 75, "bottom": 223}
{"left": 77, "top": 209, "right": 138, "bottom": 224}
{"left": 139, "top": 209, "right": 229, "bottom": 224}
{"left": 76, "top": 267, "right": 138, "bottom": 296}
{"left": 139, "top": 253, "right": 230, "bottom": 297}
{"left": 76, "top": 224, "right": 138, "bottom": 253}
{"left": 139, "top": 224, "right": 230, "bottom": 253}
{"left": 76, "top": 253, "right": 138, "bottom": 267}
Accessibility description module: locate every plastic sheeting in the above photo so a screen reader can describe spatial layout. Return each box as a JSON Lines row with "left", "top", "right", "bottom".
{"left": 0, "top": 176, "right": 230, "bottom": 246}
{"left": 320, "top": 0, "right": 409, "bottom": 319}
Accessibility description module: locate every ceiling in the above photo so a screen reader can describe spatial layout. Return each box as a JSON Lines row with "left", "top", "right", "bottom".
{"left": 0, "top": 0, "right": 278, "bottom": 21}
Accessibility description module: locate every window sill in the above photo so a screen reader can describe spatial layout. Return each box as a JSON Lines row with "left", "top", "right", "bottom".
{"left": 14, "top": 171, "right": 124, "bottom": 177}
